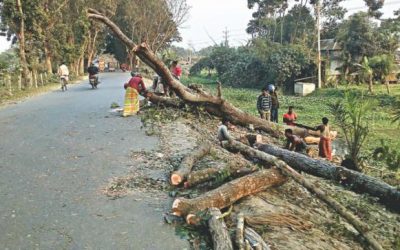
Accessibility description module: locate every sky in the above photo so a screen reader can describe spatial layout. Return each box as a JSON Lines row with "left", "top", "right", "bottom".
{"left": 0, "top": 0, "right": 399, "bottom": 53}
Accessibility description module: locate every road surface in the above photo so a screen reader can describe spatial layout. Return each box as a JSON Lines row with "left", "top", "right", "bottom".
{"left": 0, "top": 73, "right": 188, "bottom": 249}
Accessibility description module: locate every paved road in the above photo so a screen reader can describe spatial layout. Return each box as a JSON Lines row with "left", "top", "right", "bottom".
{"left": 0, "top": 73, "right": 188, "bottom": 249}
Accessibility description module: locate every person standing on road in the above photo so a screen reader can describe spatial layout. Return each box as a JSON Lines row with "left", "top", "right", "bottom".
{"left": 257, "top": 88, "right": 272, "bottom": 121}
{"left": 270, "top": 86, "right": 279, "bottom": 123}
{"left": 123, "top": 72, "right": 147, "bottom": 117}
{"left": 58, "top": 62, "right": 69, "bottom": 91}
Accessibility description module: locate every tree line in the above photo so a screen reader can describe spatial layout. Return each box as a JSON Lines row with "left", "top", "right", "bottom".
{"left": 190, "top": 0, "right": 400, "bottom": 92}
{"left": 0, "top": 0, "right": 189, "bottom": 89}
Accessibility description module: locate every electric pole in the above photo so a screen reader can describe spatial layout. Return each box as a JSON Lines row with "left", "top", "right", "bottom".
{"left": 316, "top": 0, "right": 322, "bottom": 89}
{"left": 223, "top": 27, "right": 229, "bottom": 47}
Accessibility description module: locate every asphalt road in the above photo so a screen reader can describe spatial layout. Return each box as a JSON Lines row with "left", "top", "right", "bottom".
{"left": 0, "top": 73, "right": 188, "bottom": 249}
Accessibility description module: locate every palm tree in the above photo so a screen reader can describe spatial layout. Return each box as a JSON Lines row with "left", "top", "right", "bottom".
{"left": 355, "top": 56, "right": 374, "bottom": 93}
{"left": 369, "top": 54, "right": 395, "bottom": 94}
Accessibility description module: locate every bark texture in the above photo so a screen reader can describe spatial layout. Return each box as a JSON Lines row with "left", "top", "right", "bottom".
{"left": 208, "top": 208, "right": 234, "bottom": 250}
{"left": 236, "top": 213, "right": 245, "bottom": 250}
{"left": 172, "top": 169, "right": 287, "bottom": 220}
{"left": 170, "top": 143, "right": 211, "bottom": 185}
{"left": 257, "top": 143, "right": 400, "bottom": 212}
{"left": 184, "top": 161, "right": 256, "bottom": 188}
{"left": 244, "top": 227, "right": 270, "bottom": 250}
{"left": 87, "top": 9, "right": 280, "bottom": 137}
{"left": 224, "top": 140, "right": 384, "bottom": 250}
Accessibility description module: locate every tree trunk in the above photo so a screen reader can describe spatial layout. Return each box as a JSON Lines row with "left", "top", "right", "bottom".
{"left": 236, "top": 213, "right": 245, "bottom": 250}
{"left": 79, "top": 56, "right": 84, "bottom": 76}
{"left": 368, "top": 76, "right": 373, "bottom": 93}
{"left": 184, "top": 163, "right": 256, "bottom": 188}
{"left": 170, "top": 143, "right": 211, "bottom": 185}
{"left": 223, "top": 140, "right": 384, "bottom": 250}
{"left": 385, "top": 80, "right": 390, "bottom": 94}
{"left": 253, "top": 143, "right": 400, "bottom": 212}
{"left": 244, "top": 227, "right": 270, "bottom": 250}
{"left": 44, "top": 40, "right": 53, "bottom": 74}
{"left": 172, "top": 168, "right": 287, "bottom": 223}
{"left": 16, "top": 0, "right": 30, "bottom": 88}
{"left": 208, "top": 208, "right": 234, "bottom": 250}
{"left": 87, "top": 9, "right": 280, "bottom": 137}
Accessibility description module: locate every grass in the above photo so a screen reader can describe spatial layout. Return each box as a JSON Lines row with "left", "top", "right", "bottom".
{"left": 181, "top": 75, "right": 400, "bottom": 156}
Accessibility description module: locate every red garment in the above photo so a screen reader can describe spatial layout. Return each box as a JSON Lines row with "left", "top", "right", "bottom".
{"left": 319, "top": 136, "right": 332, "bottom": 160}
{"left": 126, "top": 76, "right": 146, "bottom": 92}
{"left": 171, "top": 66, "right": 182, "bottom": 78}
{"left": 283, "top": 112, "right": 297, "bottom": 126}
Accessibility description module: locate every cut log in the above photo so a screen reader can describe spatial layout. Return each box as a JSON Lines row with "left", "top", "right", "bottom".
{"left": 87, "top": 9, "right": 280, "bottom": 137}
{"left": 223, "top": 140, "right": 384, "bottom": 250}
{"left": 244, "top": 227, "right": 270, "bottom": 250}
{"left": 208, "top": 208, "right": 234, "bottom": 250}
{"left": 255, "top": 143, "right": 400, "bottom": 212}
{"left": 172, "top": 168, "right": 287, "bottom": 221}
{"left": 170, "top": 143, "right": 211, "bottom": 185}
{"left": 236, "top": 213, "right": 245, "bottom": 250}
{"left": 146, "top": 92, "right": 185, "bottom": 109}
{"left": 184, "top": 160, "right": 257, "bottom": 188}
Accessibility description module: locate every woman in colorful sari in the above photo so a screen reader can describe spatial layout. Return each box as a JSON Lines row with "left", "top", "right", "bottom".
{"left": 123, "top": 72, "right": 147, "bottom": 117}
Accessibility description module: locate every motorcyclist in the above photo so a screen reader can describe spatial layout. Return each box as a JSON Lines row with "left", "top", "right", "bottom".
{"left": 87, "top": 63, "right": 99, "bottom": 85}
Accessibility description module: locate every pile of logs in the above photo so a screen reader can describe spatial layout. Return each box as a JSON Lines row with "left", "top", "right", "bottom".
{"left": 86, "top": 10, "right": 399, "bottom": 250}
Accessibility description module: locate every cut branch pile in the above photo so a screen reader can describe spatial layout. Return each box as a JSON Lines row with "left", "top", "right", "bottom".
{"left": 223, "top": 140, "right": 384, "bottom": 250}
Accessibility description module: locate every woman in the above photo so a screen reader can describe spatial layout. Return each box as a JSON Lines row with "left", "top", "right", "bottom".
{"left": 123, "top": 72, "right": 146, "bottom": 117}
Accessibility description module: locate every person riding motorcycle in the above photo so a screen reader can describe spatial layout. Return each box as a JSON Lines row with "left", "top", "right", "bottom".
{"left": 87, "top": 63, "right": 99, "bottom": 88}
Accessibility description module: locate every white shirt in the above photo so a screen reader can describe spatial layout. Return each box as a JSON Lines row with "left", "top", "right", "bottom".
{"left": 58, "top": 64, "right": 69, "bottom": 76}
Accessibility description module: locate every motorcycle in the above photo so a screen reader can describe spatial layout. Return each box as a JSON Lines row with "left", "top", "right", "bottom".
{"left": 89, "top": 74, "right": 99, "bottom": 89}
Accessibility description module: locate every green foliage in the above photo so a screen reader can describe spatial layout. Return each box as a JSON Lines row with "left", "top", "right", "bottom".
{"left": 369, "top": 54, "right": 396, "bottom": 83}
{"left": 329, "top": 91, "right": 378, "bottom": 168}
{"left": 373, "top": 140, "right": 400, "bottom": 170}
{"left": 0, "top": 49, "right": 19, "bottom": 72}
{"left": 190, "top": 44, "right": 315, "bottom": 90}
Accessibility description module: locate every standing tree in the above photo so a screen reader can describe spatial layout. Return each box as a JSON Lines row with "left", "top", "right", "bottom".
{"left": 369, "top": 54, "right": 396, "bottom": 94}
{"left": 355, "top": 56, "right": 374, "bottom": 93}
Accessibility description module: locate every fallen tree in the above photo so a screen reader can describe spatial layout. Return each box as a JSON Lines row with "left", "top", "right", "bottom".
{"left": 172, "top": 168, "right": 287, "bottom": 223}
{"left": 208, "top": 208, "right": 234, "bottom": 250}
{"left": 87, "top": 8, "right": 281, "bottom": 137}
{"left": 254, "top": 143, "right": 400, "bottom": 212}
{"left": 223, "top": 140, "right": 384, "bottom": 250}
{"left": 170, "top": 143, "right": 211, "bottom": 185}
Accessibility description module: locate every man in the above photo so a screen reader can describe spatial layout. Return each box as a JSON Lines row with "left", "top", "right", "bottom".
{"left": 310, "top": 117, "right": 332, "bottom": 161}
{"left": 217, "top": 118, "right": 232, "bottom": 142}
{"left": 87, "top": 63, "right": 99, "bottom": 85}
{"left": 257, "top": 88, "right": 272, "bottom": 121}
{"left": 284, "top": 128, "right": 307, "bottom": 153}
{"left": 58, "top": 62, "right": 69, "bottom": 91}
{"left": 283, "top": 106, "right": 297, "bottom": 126}
{"left": 270, "top": 87, "right": 279, "bottom": 123}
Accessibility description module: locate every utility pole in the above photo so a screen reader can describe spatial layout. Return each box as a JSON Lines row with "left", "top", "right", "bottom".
{"left": 316, "top": 0, "right": 322, "bottom": 89}
{"left": 223, "top": 27, "right": 229, "bottom": 47}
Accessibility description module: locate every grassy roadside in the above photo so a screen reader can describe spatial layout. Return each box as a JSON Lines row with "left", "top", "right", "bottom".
{"left": 181, "top": 75, "right": 400, "bottom": 157}
{"left": 0, "top": 76, "right": 86, "bottom": 107}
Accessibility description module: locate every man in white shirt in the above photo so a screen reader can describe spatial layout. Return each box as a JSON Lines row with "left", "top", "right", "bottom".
{"left": 58, "top": 62, "right": 69, "bottom": 91}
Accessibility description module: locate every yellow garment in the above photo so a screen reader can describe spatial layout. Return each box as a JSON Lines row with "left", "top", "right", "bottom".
{"left": 123, "top": 87, "right": 139, "bottom": 117}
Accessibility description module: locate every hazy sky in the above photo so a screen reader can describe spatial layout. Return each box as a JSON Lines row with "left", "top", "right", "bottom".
{"left": 0, "top": 0, "right": 399, "bottom": 53}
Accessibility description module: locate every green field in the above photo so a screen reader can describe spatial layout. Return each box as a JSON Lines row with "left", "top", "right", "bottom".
{"left": 181, "top": 75, "right": 400, "bottom": 156}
